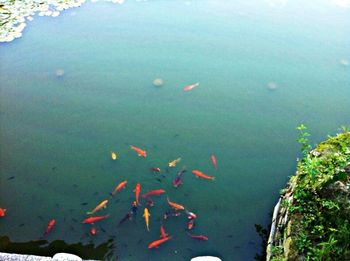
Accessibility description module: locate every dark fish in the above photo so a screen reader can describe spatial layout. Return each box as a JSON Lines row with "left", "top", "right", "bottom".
{"left": 173, "top": 169, "right": 186, "bottom": 188}
{"left": 7, "top": 176, "right": 15, "bottom": 180}
{"left": 227, "top": 235, "right": 233, "bottom": 238}
{"left": 146, "top": 198, "right": 154, "bottom": 207}
{"left": 73, "top": 184, "right": 78, "bottom": 188}
{"left": 37, "top": 216, "right": 44, "bottom": 221}
{"left": 156, "top": 178, "right": 162, "bottom": 183}
{"left": 150, "top": 167, "right": 161, "bottom": 173}
{"left": 119, "top": 213, "right": 132, "bottom": 225}
{"left": 81, "top": 202, "right": 88, "bottom": 206}
{"left": 100, "top": 227, "right": 106, "bottom": 233}
{"left": 18, "top": 223, "right": 25, "bottom": 227}
{"left": 137, "top": 239, "right": 143, "bottom": 244}
{"left": 52, "top": 167, "right": 56, "bottom": 170}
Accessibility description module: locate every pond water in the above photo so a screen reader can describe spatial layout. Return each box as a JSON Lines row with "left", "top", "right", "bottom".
{"left": 0, "top": 0, "right": 349, "bottom": 260}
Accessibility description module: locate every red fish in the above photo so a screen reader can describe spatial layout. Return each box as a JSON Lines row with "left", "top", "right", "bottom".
{"left": 0, "top": 208, "right": 6, "bottom": 217}
{"left": 82, "top": 214, "right": 109, "bottom": 224}
{"left": 210, "top": 154, "right": 217, "bottom": 168}
{"left": 183, "top": 82, "right": 199, "bottom": 92}
{"left": 134, "top": 183, "right": 141, "bottom": 205}
{"left": 148, "top": 236, "right": 173, "bottom": 249}
{"left": 130, "top": 145, "right": 147, "bottom": 157}
{"left": 192, "top": 170, "right": 215, "bottom": 180}
{"left": 187, "top": 232, "right": 208, "bottom": 241}
{"left": 150, "top": 167, "right": 161, "bottom": 173}
{"left": 142, "top": 189, "right": 166, "bottom": 198}
{"left": 160, "top": 225, "right": 167, "bottom": 238}
{"left": 43, "top": 219, "right": 55, "bottom": 236}
{"left": 111, "top": 180, "right": 127, "bottom": 196}
{"left": 90, "top": 226, "right": 97, "bottom": 235}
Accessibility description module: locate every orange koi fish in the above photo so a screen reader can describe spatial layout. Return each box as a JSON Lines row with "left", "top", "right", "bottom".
{"left": 43, "top": 219, "right": 55, "bottom": 236}
{"left": 142, "top": 189, "right": 166, "bottom": 198}
{"left": 87, "top": 199, "right": 109, "bottom": 215}
{"left": 82, "top": 214, "right": 109, "bottom": 224}
{"left": 192, "top": 170, "right": 215, "bottom": 180}
{"left": 148, "top": 236, "right": 173, "bottom": 249}
{"left": 210, "top": 154, "right": 217, "bottom": 168}
{"left": 168, "top": 157, "right": 181, "bottom": 167}
{"left": 130, "top": 145, "right": 147, "bottom": 157}
{"left": 90, "top": 226, "right": 97, "bottom": 236}
{"left": 167, "top": 197, "right": 185, "bottom": 210}
{"left": 111, "top": 151, "right": 117, "bottom": 160}
{"left": 111, "top": 180, "right": 127, "bottom": 196}
{"left": 183, "top": 82, "right": 199, "bottom": 92}
{"left": 187, "top": 220, "right": 195, "bottom": 230}
{"left": 134, "top": 183, "right": 141, "bottom": 205}
{"left": 0, "top": 208, "right": 6, "bottom": 217}
{"left": 160, "top": 225, "right": 167, "bottom": 238}
{"left": 187, "top": 232, "right": 208, "bottom": 241}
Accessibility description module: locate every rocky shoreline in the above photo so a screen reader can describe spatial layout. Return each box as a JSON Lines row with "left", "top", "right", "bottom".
{"left": 266, "top": 131, "right": 350, "bottom": 260}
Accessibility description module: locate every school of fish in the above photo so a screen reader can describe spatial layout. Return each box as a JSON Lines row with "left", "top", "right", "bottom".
{"left": 0, "top": 141, "right": 218, "bottom": 252}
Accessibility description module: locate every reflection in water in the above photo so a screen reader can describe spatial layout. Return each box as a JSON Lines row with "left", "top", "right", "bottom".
{"left": 0, "top": 236, "right": 114, "bottom": 260}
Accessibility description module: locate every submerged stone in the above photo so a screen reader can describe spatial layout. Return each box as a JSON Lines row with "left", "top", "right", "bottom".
{"left": 340, "top": 59, "right": 349, "bottom": 67}
{"left": 153, "top": 78, "right": 164, "bottom": 87}
{"left": 55, "top": 69, "right": 65, "bottom": 77}
{"left": 267, "top": 82, "right": 278, "bottom": 90}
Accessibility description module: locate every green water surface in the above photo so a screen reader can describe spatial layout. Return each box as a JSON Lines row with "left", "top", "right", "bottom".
{"left": 0, "top": 0, "right": 349, "bottom": 260}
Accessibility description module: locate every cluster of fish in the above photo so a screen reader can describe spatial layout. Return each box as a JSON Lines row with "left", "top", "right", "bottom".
{"left": 1, "top": 144, "right": 217, "bottom": 250}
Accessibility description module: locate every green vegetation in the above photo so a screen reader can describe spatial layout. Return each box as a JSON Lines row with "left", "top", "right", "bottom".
{"left": 272, "top": 126, "right": 350, "bottom": 260}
